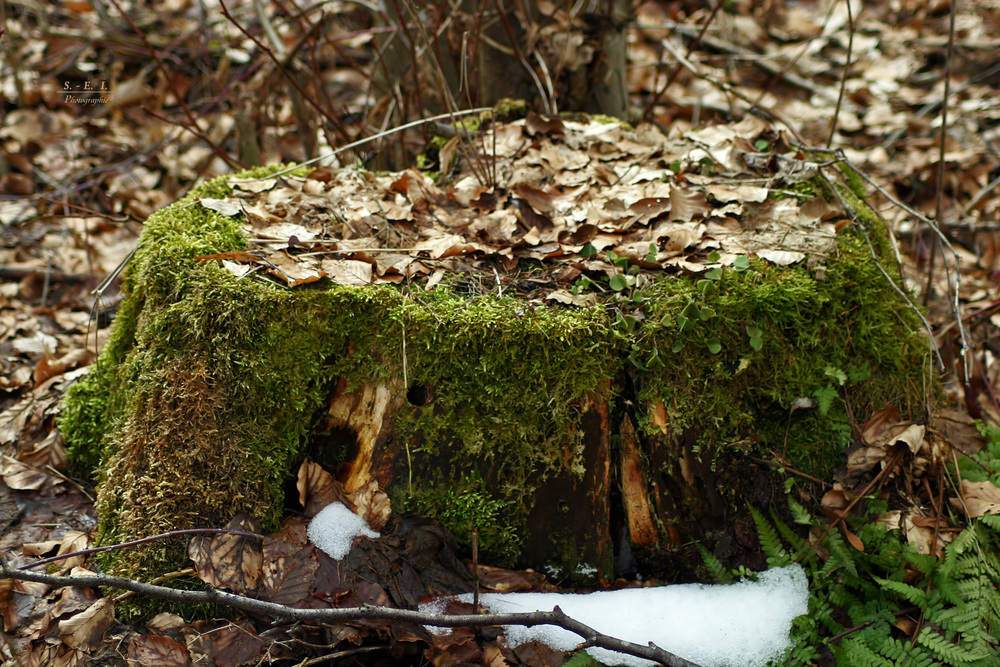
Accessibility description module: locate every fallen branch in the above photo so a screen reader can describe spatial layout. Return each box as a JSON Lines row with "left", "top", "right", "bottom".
{"left": 1, "top": 563, "right": 700, "bottom": 667}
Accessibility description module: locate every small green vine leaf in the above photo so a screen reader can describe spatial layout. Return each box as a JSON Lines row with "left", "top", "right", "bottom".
{"left": 644, "top": 243, "right": 657, "bottom": 263}
{"left": 733, "top": 256, "right": 751, "bottom": 272}
{"left": 824, "top": 366, "right": 848, "bottom": 386}
{"left": 706, "top": 337, "right": 722, "bottom": 354}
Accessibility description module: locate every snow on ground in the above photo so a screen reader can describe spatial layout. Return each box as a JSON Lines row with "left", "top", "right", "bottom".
{"left": 307, "top": 503, "right": 809, "bottom": 666}
{"left": 307, "top": 502, "right": 380, "bottom": 560}
{"left": 421, "top": 565, "right": 809, "bottom": 667}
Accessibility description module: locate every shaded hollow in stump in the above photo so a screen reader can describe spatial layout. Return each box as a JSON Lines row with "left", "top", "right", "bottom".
{"left": 60, "top": 113, "right": 932, "bottom": 586}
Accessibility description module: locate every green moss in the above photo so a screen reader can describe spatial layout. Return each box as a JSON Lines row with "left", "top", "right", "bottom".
{"left": 401, "top": 475, "right": 522, "bottom": 566}
{"left": 634, "top": 229, "right": 929, "bottom": 477}
{"left": 58, "top": 158, "right": 932, "bottom": 587}
{"left": 59, "top": 163, "right": 623, "bottom": 579}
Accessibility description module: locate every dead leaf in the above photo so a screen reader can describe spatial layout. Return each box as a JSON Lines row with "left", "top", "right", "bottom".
{"left": 960, "top": 479, "right": 1000, "bottom": 519}
{"left": 58, "top": 598, "right": 114, "bottom": 651}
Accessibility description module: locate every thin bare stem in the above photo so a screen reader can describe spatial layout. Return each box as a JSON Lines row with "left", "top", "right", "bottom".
{"left": 2, "top": 564, "right": 701, "bottom": 667}
{"left": 825, "top": 0, "right": 853, "bottom": 148}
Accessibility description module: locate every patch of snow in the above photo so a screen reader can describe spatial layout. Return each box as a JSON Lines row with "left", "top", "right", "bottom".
{"left": 422, "top": 565, "right": 808, "bottom": 667}
{"left": 307, "top": 502, "right": 380, "bottom": 560}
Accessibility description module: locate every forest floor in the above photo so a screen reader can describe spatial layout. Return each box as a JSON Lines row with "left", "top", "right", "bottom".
{"left": 1, "top": 1, "right": 1000, "bottom": 665}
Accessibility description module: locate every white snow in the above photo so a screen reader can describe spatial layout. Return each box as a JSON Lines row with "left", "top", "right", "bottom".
{"left": 421, "top": 565, "right": 809, "bottom": 667}
{"left": 307, "top": 502, "right": 380, "bottom": 560}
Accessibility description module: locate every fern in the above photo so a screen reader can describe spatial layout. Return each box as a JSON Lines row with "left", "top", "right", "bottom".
{"left": 915, "top": 626, "right": 994, "bottom": 666}
{"left": 749, "top": 504, "right": 791, "bottom": 565}
{"left": 696, "top": 542, "right": 732, "bottom": 584}
{"left": 744, "top": 499, "right": 1000, "bottom": 667}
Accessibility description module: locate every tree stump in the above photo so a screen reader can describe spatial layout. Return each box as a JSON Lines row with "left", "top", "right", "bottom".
{"left": 60, "top": 112, "right": 930, "bottom": 585}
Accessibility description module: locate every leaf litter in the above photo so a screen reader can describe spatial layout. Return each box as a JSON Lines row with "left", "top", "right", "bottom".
{"left": 201, "top": 112, "right": 843, "bottom": 297}
{"left": 2, "top": 0, "right": 1000, "bottom": 665}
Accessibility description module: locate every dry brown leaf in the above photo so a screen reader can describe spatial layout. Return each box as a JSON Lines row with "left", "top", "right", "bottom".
{"left": 668, "top": 185, "right": 709, "bottom": 222}
{"left": 58, "top": 598, "right": 114, "bottom": 651}
{"left": 296, "top": 458, "right": 344, "bottom": 516}
{"left": 128, "top": 634, "right": 189, "bottom": 667}
{"left": 861, "top": 404, "right": 901, "bottom": 444}
{"left": 960, "top": 479, "right": 1000, "bottom": 519}
{"left": 348, "top": 479, "right": 392, "bottom": 532}
{"left": 1, "top": 455, "right": 59, "bottom": 491}
{"left": 54, "top": 531, "right": 91, "bottom": 571}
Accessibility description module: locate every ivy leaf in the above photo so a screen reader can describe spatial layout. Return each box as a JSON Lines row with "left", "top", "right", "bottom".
{"left": 706, "top": 337, "right": 722, "bottom": 354}
{"left": 672, "top": 340, "right": 684, "bottom": 352}
{"left": 706, "top": 250, "right": 721, "bottom": 262}
{"left": 609, "top": 273, "right": 628, "bottom": 291}
{"left": 733, "top": 256, "right": 751, "bottom": 272}
{"left": 705, "top": 267, "right": 723, "bottom": 281}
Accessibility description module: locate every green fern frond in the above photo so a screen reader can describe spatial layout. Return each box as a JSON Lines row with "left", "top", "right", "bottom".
{"left": 823, "top": 527, "right": 858, "bottom": 577}
{"left": 771, "top": 507, "right": 810, "bottom": 557}
{"left": 836, "top": 637, "right": 897, "bottom": 667}
{"left": 749, "top": 505, "right": 791, "bottom": 565}
{"left": 915, "top": 626, "right": 995, "bottom": 666}
{"left": 787, "top": 495, "right": 812, "bottom": 525}
{"left": 696, "top": 542, "right": 732, "bottom": 584}
{"left": 876, "top": 578, "right": 927, "bottom": 607}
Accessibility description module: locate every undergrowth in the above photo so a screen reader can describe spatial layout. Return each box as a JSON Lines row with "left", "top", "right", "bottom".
{"left": 702, "top": 497, "right": 1000, "bottom": 666}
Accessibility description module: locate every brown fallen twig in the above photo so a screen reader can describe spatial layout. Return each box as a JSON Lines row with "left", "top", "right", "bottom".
{"left": 2, "top": 563, "right": 702, "bottom": 667}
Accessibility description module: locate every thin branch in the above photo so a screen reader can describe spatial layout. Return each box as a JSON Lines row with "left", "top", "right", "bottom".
{"left": 18, "top": 528, "right": 263, "bottom": 572}
{"left": 825, "top": 0, "right": 853, "bottom": 148}
{"left": 1, "top": 564, "right": 702, "bottom": 667}
{"left": 103, "top": 0, "right": 242, "bottom": 171}
{"left": 258, "top": 107, "right": 492, "bottom": 179}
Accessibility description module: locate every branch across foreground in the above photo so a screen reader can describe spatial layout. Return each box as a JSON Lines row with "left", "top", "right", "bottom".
{"left": 1, "top": 564, "right": 700, "bottom": 667}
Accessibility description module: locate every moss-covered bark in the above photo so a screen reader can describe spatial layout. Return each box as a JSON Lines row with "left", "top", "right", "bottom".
{"left": 59, "top": 160, "right": 932, "bottom": 586}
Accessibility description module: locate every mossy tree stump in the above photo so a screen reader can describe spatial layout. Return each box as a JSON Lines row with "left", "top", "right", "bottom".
{"left": 60, "top": 114, "right": 931, "bottom": 584}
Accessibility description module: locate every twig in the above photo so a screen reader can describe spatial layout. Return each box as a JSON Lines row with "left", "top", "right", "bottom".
{"left": 491, "top": 0, "right": 552, "bottom": 115}
{"left": 825, "top": 0, "right": 853, "bottom": 148}
{"left": 641, "top": 1, "right": 723, "bottom": 123}
{"left": 923, "top": 0, "right": 958, "bottom": 314}
{"left": 255, "top": 107, "right": 492, "bottom": 180}
{"left": 816, "top": 167, "right": 944, "bottom": 371}
{"left": 1, "top": 564, "right": 702, "bottom": 667}
{"left": 17, "top": 527, "right": 263, "bottom": 571}
{"left": 657, "top": 36, "right": 806, "bottom": 144}
{"left": 103, "top": 0, "right": 242, "bottom": 171}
